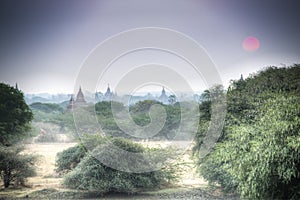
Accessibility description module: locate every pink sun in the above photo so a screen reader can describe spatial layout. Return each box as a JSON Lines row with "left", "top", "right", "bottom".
{"left": 242, "top": 36, "right": 260, "bottom": 52}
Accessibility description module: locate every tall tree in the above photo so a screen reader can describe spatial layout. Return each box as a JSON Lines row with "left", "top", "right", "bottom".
{"left": 194, "top": 65, "right": 300, "bottom": 199}
{"left": 0, "top": 83, "right": 36, "bottom": 188}
{"left": 0, "top": 83, "right": 33, "bottom": 146}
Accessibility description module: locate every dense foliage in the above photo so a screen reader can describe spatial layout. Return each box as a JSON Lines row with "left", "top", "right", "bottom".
{"left": 194, "top": 65, "right": 300, "bottom": 199}
{"left": 30, "top": 102, "right": 75, "bottom": 132}
{"left": 129, "top": 100, "right": 181, "bottom": 139}
{"left": 30, "top": 102, "right": 63, "bottom": 113}
{"left": 94, "top": 100, "right": 183, "bottom": 140}
{"left": 0, "top": 83, "right": 33, "bottom": 145}
{"left": 95, "top": 101, "right": 126, "bottom": 137}
{"left": 0, "top": 146, "right": 37, "bottom": 188}
{"left": 56, "top": 144, "right": 86, "bottom": 173}
{"left": 57, "top": 136, "right": 179, "bottom": 194}
{"left": 0, "top": 83, "right": 36, "bottom": 188}
{"left": 31, "top": 98, "right": 190, "bottom": 141}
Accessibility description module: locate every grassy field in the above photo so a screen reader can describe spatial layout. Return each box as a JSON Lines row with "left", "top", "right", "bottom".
{"left": 0, "top": 142, "right": 231, "bottom": 199}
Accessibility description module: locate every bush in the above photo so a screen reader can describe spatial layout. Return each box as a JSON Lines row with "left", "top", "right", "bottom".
{"left": 0, "top": 146, "right": 37, "bottom": 188}
{"left": 56, "top": 145, "right": 86, "bottom": 173}
{"left": 61, "top": 136, "right": 179, "bottom": 194}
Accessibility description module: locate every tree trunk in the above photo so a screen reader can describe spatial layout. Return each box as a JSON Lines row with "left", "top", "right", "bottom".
{"left": 3, "top": 169, "right": 11, "bottom": 188}
{"left": 4, "top": 175, "right": 10, "bottom": 188}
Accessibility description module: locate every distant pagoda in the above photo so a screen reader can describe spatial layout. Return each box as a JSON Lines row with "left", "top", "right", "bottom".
{"left": 67, "top": 95, "right": 75, "bottom": 110}
{"left": 67, "top": 87, "right": 87, "bottom": 110}
{"left": 75, "top": 87, "right": 86, "bottom": 105}
{"left": 104, "top": 84, "right": 112, "bottom": 100}
{"left": 158, "top": 87, "right": 168, "bottom": 104}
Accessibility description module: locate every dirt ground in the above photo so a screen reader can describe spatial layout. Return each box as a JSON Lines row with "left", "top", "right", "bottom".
{"left": 25, "top": 142, "right": 77, "bottom": 189}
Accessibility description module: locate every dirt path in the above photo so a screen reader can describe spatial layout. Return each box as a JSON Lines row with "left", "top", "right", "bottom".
{"left": 24, "top": 142, "right": 77, "bottom": 189}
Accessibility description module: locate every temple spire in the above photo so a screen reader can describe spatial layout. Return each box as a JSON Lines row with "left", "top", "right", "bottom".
{"left": 240, "top": 74, "right": 244, "bottom": 81}
{"left": 159, "top": 86, "right": 168, "bottom": 104}
{"left": 104, "top": 83, "right": 112, "bottom": 100}
{"left": 76, "top": 86, "right": 86, "bottom": 104}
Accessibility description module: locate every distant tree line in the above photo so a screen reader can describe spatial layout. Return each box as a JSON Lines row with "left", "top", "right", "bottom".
{"left": 31, "top": 98, "right": 195, "bottom": 140}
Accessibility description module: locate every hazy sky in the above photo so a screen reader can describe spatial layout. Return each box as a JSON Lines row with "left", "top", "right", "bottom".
{"left": 0, "top": 0, "right": 300, "bottom": 94}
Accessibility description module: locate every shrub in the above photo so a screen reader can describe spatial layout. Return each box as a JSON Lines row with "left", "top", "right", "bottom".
{"left": 62, "top": 136, "right": 179, "bottom": 194}
{"left": 0, "top": 146, "right": 37, "bottom": 188}
{"left": 56, "top": 144, "right": 86, "bottom": 173}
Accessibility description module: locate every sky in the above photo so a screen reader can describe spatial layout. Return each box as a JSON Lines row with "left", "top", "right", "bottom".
{"left": 0, "top": 0, "right": 300, "bottom": 94}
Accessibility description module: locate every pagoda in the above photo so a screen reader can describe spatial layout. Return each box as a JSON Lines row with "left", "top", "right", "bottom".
{"left": 75, "top": 87, "right": 86, "bottom": 105}
{"left": 158, "top": 87, "right": 168, "bottom": 104}
{"left": 67, "top": 95, "right": 75, "bottom": 110}
{"left": 103, "top": 84, "right": 113, "bottom": 101}
{"left": 67, "top": 87, "right": 87, "bottom": 110}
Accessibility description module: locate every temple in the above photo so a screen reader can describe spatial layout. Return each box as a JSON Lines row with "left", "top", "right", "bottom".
{"left": 67, "top": 87, "right": 87, "bottom": 110}
{"left": 75, "top": 87, "right": 86, "bottom": 105}
{"left": 104, "top": 84, "right": 113, "bottom": 100}
{"left": 94, "top": 85, "right": 175, "bottom": 105}
{"left": 158, "top": 87, "right": 169, "bottom": 104}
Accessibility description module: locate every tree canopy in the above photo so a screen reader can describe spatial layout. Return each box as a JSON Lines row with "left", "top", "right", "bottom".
{"left": 0, "top": 83, "right": 36, "bottom": 188}
{"left": 194, "top": 64, "right": 300, "bottom": 199}
{"left": 0, "top": 83, "right": 33, "bottom": 146}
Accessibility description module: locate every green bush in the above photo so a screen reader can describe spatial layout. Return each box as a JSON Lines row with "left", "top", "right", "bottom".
{"left": 56, "top": 144, "right": 86, "bottom": 173}
{"left": 0, "top": 146, "right": 37, "bottom": 188}
{"left": 62, "top": 136, "right": 179, "bottom": 194}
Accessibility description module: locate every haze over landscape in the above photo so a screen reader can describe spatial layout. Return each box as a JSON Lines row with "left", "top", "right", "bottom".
{"left": 1, "top": 0, "right": 300, "bottom": 94}
{"left": 1, "top": 1, "right": 300, "bottom": 199}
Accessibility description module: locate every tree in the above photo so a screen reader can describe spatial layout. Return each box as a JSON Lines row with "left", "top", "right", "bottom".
{"left": 202, "top": 95, "right": 300, "bottom": 199}
{"left": 0, "top": 83, "right": 33, "bottom": 146}
{"left": 0, "top": 146, "right": 37, "bottom": 188}
{"left": 0, "top": 83, "right": 36, "bottom": 188}
{"left": 94, "top": 101, "right": 126, "bottom": 137}
{"left": 194, "top": 65, "right": 300, "bottom": 199}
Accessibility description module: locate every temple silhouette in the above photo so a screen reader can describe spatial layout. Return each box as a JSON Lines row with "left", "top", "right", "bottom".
{"left": 68, "top": 85, "right": 175, "bottom": 110}
{"left": 67, "top": 87, "right": 87, "bottom": 110}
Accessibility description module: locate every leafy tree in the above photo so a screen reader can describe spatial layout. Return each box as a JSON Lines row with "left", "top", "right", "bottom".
{"left": 194, "top": 65, "right": 300, "bottom": 199}
{"left": 0, "top": 83, "right": 33, "bottom": 145}
{"left": 202, "top": 95, "right": 300, "bottom": 199}
{"left": 94, "top": 101, "right": 125, "bottom": 137}
{"left": 0, "top": 146, "right": 37, "bottom": 188}
{"left": 129, "top": 100, "right": 182, "bottom": 140}
{"left": 0, "top": 83, "right": 37, "bottom": 188}
{"left": 193, "top": 85, "right": 226, "bottom": 153}
{"left": 95, "top": 101, "right": 124, "bottom": 118}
